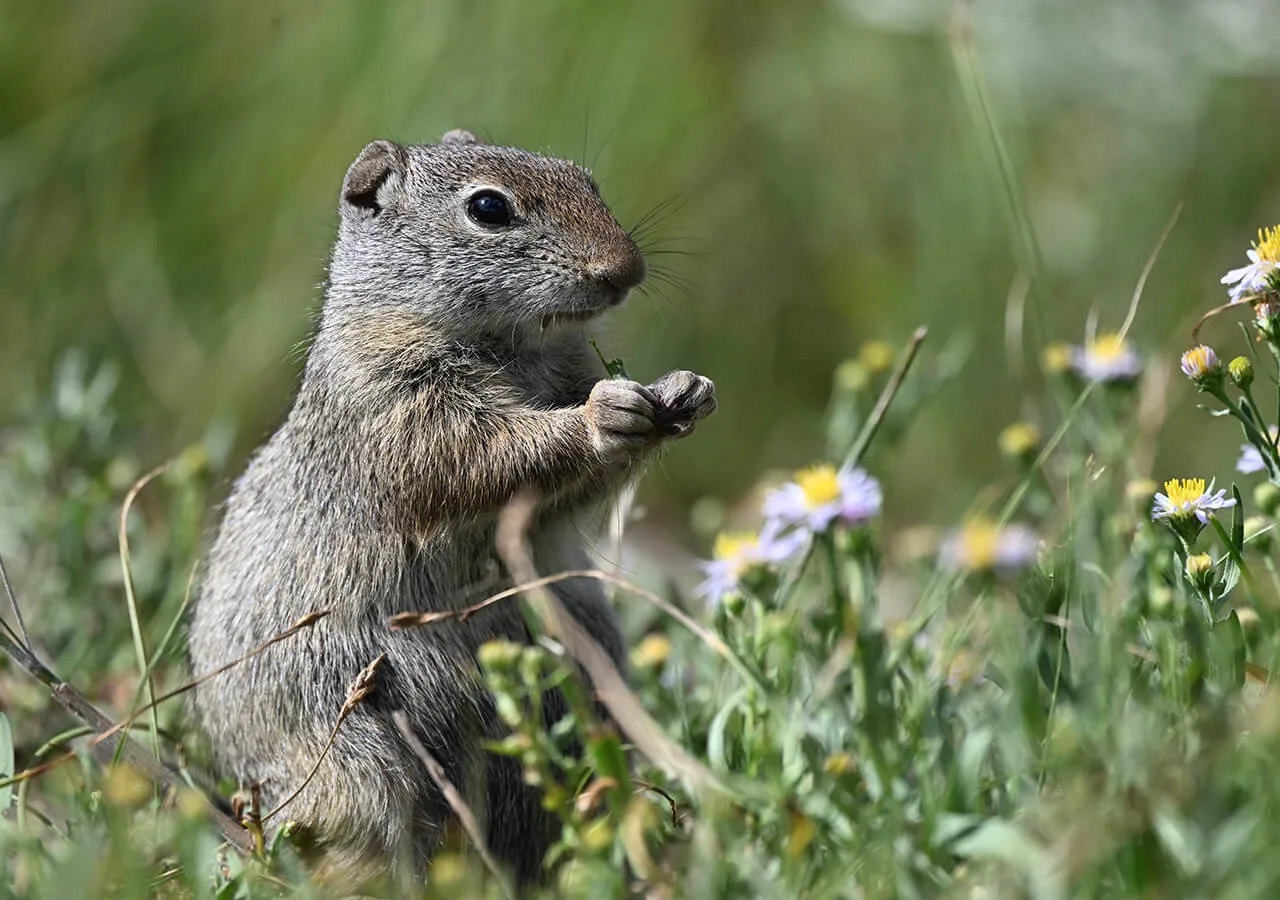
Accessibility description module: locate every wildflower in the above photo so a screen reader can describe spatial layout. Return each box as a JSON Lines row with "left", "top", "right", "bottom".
{"left": 761, "top": 463, "right": 882, "bottom": 537}
{"left": 939, "top": 517, "right": 1039, "bottom": 576}
{"left": 857, "top": 340, "right": 895, "bottom": 375}
{"left": 785, "top": 811, "right": 816, "bottom": 858}
{"left": 1179, "top": 345, "right": 1222, "bottom": 390}
{"left": 1237, "top": 426, "right": 1279, "bottom": 475}
{"left": 823, "top": 752, "right": 856, "bottom": 776}
{"left": 693, "top": 528, "right": 803, "bottom": 606}
{"left": 998, "top": 422, "right": 1040, "bottom": 463}
{"left": 1222, "top": 225, "right": 1280, "bottom": 302}
{"left": 630, "top": 633, "right": 671, "bottom": 669}
{"left": 1041, "top": 342, "right": 1072, "bottom": 374}
{"left": 1183, "top": 553, "right": 1215, "bottom": 593}
{"left": 1151, "top": 478, "right": 1236, "bottom": 525}
{"left": 1070, "top": 332, "right": 1142, "bottom": 383}
{"left": 1255, "top": 482, "right": 1280, "bottom": 517}
{"left": 1228, "top": 356, "right": 1254, "bottom": 389}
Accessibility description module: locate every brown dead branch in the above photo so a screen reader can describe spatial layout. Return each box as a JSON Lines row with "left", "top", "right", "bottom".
{"left": 392, "top": 710, "right": 514, "bottom": 900}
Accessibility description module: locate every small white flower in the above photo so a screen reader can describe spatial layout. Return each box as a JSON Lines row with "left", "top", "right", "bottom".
{"left": 1237, "top": 426, "right": 1279, "bottom": 475}
{"left": 939, "top": 518, "right": 1039, "bottom": 575}
{"left": 1070, "top": 333, "right": 1142, "bottom": 383}
{"left": 761, "top": 463, "right": 882, "bottom": 537}
{"left": 693, "top": 526, "right": 805, "bottom": 606}
{"left": 1222, "top": 226, "right": 1280, "bottom": 303}
{"left": 1179, "top": 345, "right": 1220, "bottom": 381}
{"left": 1151, "top": 477, "right": 1236, "bottom": 524}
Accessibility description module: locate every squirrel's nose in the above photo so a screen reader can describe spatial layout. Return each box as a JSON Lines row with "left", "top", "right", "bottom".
{"left": 589, "top": 244, "right": 647, "bottom": 293}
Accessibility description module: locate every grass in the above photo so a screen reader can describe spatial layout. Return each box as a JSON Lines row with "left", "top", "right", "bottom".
{"left": 4, "top": 5, "right": 1280, "bottom": 897}
{"left": 7, "top": 267, "right": 1280, "bottom": 897}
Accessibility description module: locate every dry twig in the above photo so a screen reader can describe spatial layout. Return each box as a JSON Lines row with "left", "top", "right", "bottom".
{"left": 392, "top": 710, "right": 515, "bottom": 900}
{"left": 262, "top": 653, "right": 386, "bottom": 823}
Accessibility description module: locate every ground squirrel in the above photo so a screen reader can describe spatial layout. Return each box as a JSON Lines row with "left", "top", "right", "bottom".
{"left": 187, "top": 129, "right": 716, "bottom": 887}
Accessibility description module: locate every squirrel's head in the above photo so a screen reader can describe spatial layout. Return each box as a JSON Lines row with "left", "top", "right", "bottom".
{"left": 327, "top": 130, "right": 646, "bottom": 337}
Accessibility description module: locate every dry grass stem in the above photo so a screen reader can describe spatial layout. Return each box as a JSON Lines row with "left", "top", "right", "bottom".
{"left": 495, "top": 493, "right": 723, "bottom": 795}
{"left": 262, "top": 653, "right": 385, "bottom": 823}
{"left": 388, "top": 567, "right": 760, "bottom": 690}
{"left": 391, "top": 710, "right": 515, "bottom": 900}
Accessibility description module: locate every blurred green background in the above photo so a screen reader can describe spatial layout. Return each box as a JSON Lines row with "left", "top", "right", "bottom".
{"left": 3, "top": 0, "right": 1280, "bottom": 539}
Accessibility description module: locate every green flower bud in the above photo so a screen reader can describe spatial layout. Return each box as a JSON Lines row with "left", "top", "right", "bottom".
{"left": 477, "top": 639, "right": 523, "bottom": 672}
{"left": 1254, "top": 482, "right": 1280, "bottom": 517}
{"left": 1184, "top": 553, "right": 1216, "bottom": 593}
{"left": 1229, "top": 356, "right": 1254, "bottom": 389}
{"left": 721, "top": 591, "right": 746, "bottom": 618}
{"left": 1245, "top": 516, "right": 1274, "bottom": 555}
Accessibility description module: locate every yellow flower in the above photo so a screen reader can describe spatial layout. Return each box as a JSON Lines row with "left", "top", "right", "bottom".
{"left": 1152, "top": 477, "right": 1235, "bottom": 524}
{"left": 1255, "top": 225, "right": 1280, "bottom": 264}
{"left": 1073, "top": 332, "right": 1142, "bottom": 382}
{"left": 998, "top": 422, "right": 1040, "bottom": 461}
{"left": 941, "top": 517, "right": 1038, "bottom": 574}
{"left": 795, "top": 465, "right": 841, "bottom": 508}
{"left": 630, "top": 633, "right": 671, "bottom": 669}
{"left": 716, "top": 527, "right": 752, "bottom": 563}
{"left": 786, "top": 811, "right": 817, "bottom": 858}
{"left": 857, "top": 340, "right": 896, "bottom": 375}
{"left": 1179, "top": 345, "right": 1221, "bottom": 384}
{"left": 1041, "top": 342, "right": 1072, "bottom": 374}
{"left": 823, "top": 752, "right": 856, "bottom": 776}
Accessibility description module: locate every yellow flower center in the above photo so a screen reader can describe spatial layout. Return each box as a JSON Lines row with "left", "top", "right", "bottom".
{"left": 1253, "top": 225, "right": 1280, "bottom": 264}
{"left": 795, "top": 465, "right": 841, "bottom": 507}
{"left": 1181, "top": 346, "right": 1215, "bottom": 377}
{"left": 1086, "top": 332, "right": 1129, "bottom": 362}
{"left": 857, "top": 341, "right": 895, "bottom": 375}
{"left": 1162, "top": 477, "right": 1207, "bottom": 508}
{"left": 956, "top": 518, "right": 1001, "bottom": 571}
{"left": 713, "top": 531, "right": 758, "bottom": 565}
{"left": 1041, "top": 343, "right": 1072, "bottom": 373}
{"left": 998, "top": 422, "right": 1040, "bottom": 458}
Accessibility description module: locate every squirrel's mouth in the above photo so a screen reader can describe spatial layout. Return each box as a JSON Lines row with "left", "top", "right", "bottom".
{"left": 541, "top": 307, "right": 606, "bottom": 329}
{"left": 541, "top": 286, "right": 629, "bottom": 329}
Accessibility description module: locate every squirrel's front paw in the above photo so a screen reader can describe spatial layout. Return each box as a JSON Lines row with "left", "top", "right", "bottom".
{"left": 586, "top": 379, "right": 662, "bottom": 459}
{"left": 647, "top": 370, "right": 717, "bottom": 438}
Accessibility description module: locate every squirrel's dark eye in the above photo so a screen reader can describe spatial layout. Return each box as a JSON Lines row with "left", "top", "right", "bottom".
{"left": 466, "top": 190, "right": 514, "bottom": 227}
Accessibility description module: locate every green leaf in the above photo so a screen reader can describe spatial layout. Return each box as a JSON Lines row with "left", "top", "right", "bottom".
{"left": 1231, "top": 484, "right": 1245, "bottom": 553}
{"left": 706, "top": 690, "right": 747, "bottom": 774}
{"left": 933, "top": 813, "right": 982, "bottom": 845}
{"left": 1224, "top": 609, "right": 1247, "bottom": 690}
{"left": 587, "top": 730, "right": 631, "bottom": 787}
{"left": 955, "top": 729, "right": 993, "bottom": 808}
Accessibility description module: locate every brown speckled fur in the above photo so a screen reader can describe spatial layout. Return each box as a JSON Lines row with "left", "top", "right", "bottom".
{"left": 187, "top": 130, "right": 714, "bottom": 889}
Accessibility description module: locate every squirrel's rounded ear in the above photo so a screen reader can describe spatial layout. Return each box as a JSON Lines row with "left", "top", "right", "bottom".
{"left": 440, "top": 129, "right": 481, "bottom": 146}
{"left": 341, "top": 140, "right": 408, "bottom": 214}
